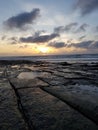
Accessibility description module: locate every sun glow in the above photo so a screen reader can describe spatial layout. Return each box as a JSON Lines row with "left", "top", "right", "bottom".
{"left": 38, "top": 47, "right": 49, "bottom": 54}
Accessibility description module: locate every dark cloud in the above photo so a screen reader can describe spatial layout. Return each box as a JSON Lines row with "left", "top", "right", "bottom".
{"left": 91, "top": 41, "right": 98, "bottom": 48}
{"left": 75, "top": 24, "right": 89, "bottom": 33}
{"left": 54, "top": 26, "right": 65, "bottom": 34}
{"left": 68, "top": 40, "right": 95, "bottom": 49}
{"left": 64, "top": 22, "right": 78, "bottom": 32}
{"left": 3, "top": 8, "right": 40, "bottom": 29}
{"left": 74, "top": 0, "right": 98, "bottom": 16}
{"left": 48, "top": 40, "right": 98, "bottom": 50}
{"left": 20, "top": 33, "right": 59, "bottom": 43}
{"left": 48, "top": 42, "right": 66, "bottom": 48}
{"left": 20, "top": 36, "right": 33, "bottom": 43}
{"left": 78, "top": 35, "right": 86, "bottom": 40}
{"left": 33, "top": 33, "right": 59, "bottom": 43}
{"left": 54, "top": 22, "right": 78, "bottom": 33}
{"left": 54, "top": 23, "right": 89, "bottom": 34}
{"left": 94, "top": 41, "right": 98, "bottom": 48}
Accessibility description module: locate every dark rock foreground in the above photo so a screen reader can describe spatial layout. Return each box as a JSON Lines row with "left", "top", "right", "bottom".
{"left": 0, "top": 60, "right": 98, "bottom": 130}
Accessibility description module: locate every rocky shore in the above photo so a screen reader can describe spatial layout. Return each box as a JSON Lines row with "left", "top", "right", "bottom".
{"left": 0, "top": 60, "right": 98, "bottom": 130}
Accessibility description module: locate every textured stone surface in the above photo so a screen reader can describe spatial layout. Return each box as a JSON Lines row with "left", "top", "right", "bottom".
{"left": 42, "top": 85, "right": 98, "bottom": 125}
{"left": 18, "top": 87, "right": 98, "bottom": 130}
{"left": 0, "top": 61, "right": 98, "bottom": 130}
{"left": 10, "top": 78, "right": 48, "bottom": 89}
{"left": 0, "top": 81, "right": 28, "bottom": 130}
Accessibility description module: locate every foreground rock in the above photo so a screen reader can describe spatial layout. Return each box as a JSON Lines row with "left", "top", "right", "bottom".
{"left": 0, "top": 80, "right": 28, "bottom": 130}
{"left": 18, "top": 87, "right": 98, "bottom": 130}
{"left": 0, "top": 61, "right": 98, "bottom": 129}
{"left": 41, "top": 84, "right": 98, "bottom": 125}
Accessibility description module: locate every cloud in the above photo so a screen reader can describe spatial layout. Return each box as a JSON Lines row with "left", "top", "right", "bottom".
{"left": 75, "top": 24, "right": 89, "bottom": 33}
{"left": 33, "top": 30, "right": 46, "bottom": 37}
{"left": 1, "top": 35, "right": 7, "bottom": 40}
{"left": 64, "top": 23, "right": 78, "bottom": 32}
{"left": 19, "top": 45, "right": 28, "bottom": 49}
{"left": 67, "top": 39, "right": 73, "bottom": 44}
{"left": 54, "top": 22, "right": 78, "bottom": 33}
{"left": 9, "top": 37, "right": 18, "bottom": 41}
{"left": 76, "top": 41, "right": 92, "bottom": 48}
{"left": 91, "top": 41, "right": 98, "bottom": 48}
{"left": 54, "top": 26, "right": 65, "bottom": 34}
{"left": 65, "top": 40, "right": 98, "bottom": 50}
{"left": 3, "top": 8, "right": 40, "bottom": 29}
{"left": 48, "top": 42, "right": 66, "bottom": 48}
{"left": 20, "top": 33, "right": 59, "bottom": 43}
{"left": 70, "top": 41, "right": 93, "bottom": 48}
{"left": 74, "top": 0, "right": 98, "bottom": 16}
{"left": 95, "top": 26, "right": 98, "bottom": 32}
{"left": 78, "top": 35, "right": 86, "bottom": 40}
{"left": 54, "top": 23, "right": 89, "bottom": 34}
{"left": 8, "top": 37, "right": 19, "bottom": 44}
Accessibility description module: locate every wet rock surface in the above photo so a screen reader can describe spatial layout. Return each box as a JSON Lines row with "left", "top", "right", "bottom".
{"left": 0, "top": 80, "right": 28, "bottom": 130}
{"left": 0, "top": 60, "right": 98, "bottom": 130}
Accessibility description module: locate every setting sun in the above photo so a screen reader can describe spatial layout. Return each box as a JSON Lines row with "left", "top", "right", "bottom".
{"left": 38, "top": 47, "right": 49, "bottom": 54}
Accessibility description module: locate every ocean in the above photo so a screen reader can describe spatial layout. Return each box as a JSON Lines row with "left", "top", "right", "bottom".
{"left": 0, "top": 54, "right": 98, "bottom": 63}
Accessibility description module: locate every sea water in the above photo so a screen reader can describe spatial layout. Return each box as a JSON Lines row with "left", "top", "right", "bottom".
{"left": 0, "top": 54, "right": 98, "bottom": 63}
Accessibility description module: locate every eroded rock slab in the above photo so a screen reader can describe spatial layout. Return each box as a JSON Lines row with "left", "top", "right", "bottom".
{"left": 18, "top": 87, "right": 98, "bottom": 130}
{"left": 41, "top": 84, "right": 98, "bottom": 125}
{"left": 10, "top": 78, "right": 48, "bottom": 89}
{"left": 0, "top": 81, "right": 28, "bottom": 130}
{"left": 0, "top": 61, "right": 98, "bottom": 130}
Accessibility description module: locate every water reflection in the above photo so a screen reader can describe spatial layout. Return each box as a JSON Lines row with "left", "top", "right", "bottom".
{"left": 17, "top": 72, "right": 42, "bottom": 79}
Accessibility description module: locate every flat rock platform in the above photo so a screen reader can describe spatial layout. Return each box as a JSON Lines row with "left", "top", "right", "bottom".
{"left": 0, "top": 60, "right": 98, "bottom": 130}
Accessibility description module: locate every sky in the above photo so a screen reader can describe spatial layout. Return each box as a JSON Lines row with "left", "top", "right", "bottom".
{"left": 0, "top": 0, "right": 98, "bottom": 56}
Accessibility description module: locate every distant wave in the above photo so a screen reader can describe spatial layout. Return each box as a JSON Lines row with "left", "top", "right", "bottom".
{"left": 0, "top": 54, "right": 98, "bottom": 63}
